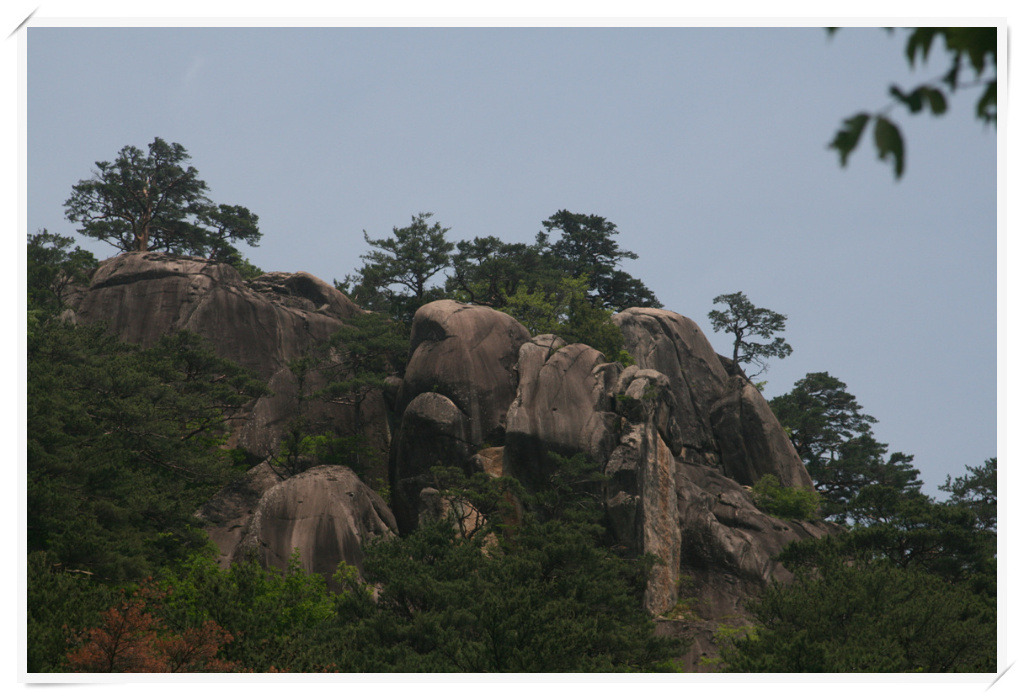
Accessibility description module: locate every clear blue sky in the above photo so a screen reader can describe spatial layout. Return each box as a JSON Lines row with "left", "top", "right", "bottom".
{"left": 26, "top": 25, "right": 997, "bottom": 495}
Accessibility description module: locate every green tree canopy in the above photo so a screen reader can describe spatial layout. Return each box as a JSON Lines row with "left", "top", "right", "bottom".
{"left": 498, "top": 275, "right": 631, "bottom": 364}
{"left": 27, "top": 229, "right": 97, "bottom": 314}
{"left": 719, "top": 453, "right": 996, "bottom": 673}
{"left": 939, "top": 457, "right": 996, "bottom": 533}
{"left": 707, "top": 291, "right": 792, "bottom": 378}
{"left": 542, "top": 210, "right": 660, "bottom": 311}
{"left": 767, "top": 371, "right": 877, "bottom": 467}
{"left": 770, "top": 372, "right": 923, "bottom": 521}
{"left": 446, "top": 235, "right": 552, "bottom": 308}
{"left": 719, "top": 543, "right": 995, "bottom": 672}
{"left": 64, "top": 137, "right": 262, "bottom": 260}
{"left": 340, "top": 212, "right": 454, "bottom": 323}
{"left": 27, "top": 319, "right": 265, "bottom": 581}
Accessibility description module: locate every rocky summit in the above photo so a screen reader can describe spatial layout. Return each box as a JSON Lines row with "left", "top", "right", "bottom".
{"left": 69, "top": 253, "right": 839, "bottom": 671}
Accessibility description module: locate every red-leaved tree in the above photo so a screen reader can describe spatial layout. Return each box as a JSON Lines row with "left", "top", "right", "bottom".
{"left": 66, "top": 582, "right": 236, "bottom": 673}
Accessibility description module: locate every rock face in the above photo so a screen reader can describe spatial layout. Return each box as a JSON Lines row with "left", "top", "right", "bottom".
{"left": 614, "top": 308, "right": 728, "bottom": 464}
{"left": 74, "top": 252, "right": 361, "bottom": 379}
{"left": 390, "top": 301, "right": 530, "bottom": 529}
{"left": 504, "top": 336, "right": 621, "bottom": 489}
{"left": 391, "top": 392, "right": 473, "bottom": 532}
{"left": 199, "top": 464, "right": 397, "bottom": 588}
{"left": 396, "top": 300, "right": 531, "bottom": 444}
{"left": 710, "top": 376, "right": 814, "bottom": 489}
{"left": 70, "top": 252, "right": 391, "bottom": 483}
{"left": 615, "top": 307, "right": 809, "bottom": 489}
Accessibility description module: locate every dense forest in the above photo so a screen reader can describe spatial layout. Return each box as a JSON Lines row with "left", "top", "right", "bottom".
{"left": 26, "top": 135, "right": 996, "bottom": 673}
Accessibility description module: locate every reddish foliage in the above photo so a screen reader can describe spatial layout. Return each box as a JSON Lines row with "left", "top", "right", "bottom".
{"left": 66, "top": 581, "right": 237, "bottom": 673}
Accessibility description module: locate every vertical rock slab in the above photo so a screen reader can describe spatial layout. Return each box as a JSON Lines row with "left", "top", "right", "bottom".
{"left": 672, "top": 460, "right": 839, "bottom": 624}
{"left": 709, "top": 376, "right": 813, "bottom": 489}
{"left": 606, "top": 368, "right": 681, "bottom": 615}
{"left": 613, "top": 308, "right": 729, "bottom": 463}
{"left": 504, "top": 336, "right": 621, "bottom": 490}
{"left": 396, "top": 300, "right": 531, "bottom": 446}
{"left": 391, "top": 391, "right": 473, "bottom": 532}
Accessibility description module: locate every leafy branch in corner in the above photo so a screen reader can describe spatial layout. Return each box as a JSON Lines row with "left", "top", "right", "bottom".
{"left": 827, "top": 27, "right": 996, "bottom": 180}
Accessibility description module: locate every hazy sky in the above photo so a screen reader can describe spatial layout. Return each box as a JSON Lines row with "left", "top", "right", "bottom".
{"left": 26, "top": 25, "right": 997, "bottom": 495}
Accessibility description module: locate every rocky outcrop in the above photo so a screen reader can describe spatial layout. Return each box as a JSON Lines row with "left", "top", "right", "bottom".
{"left": 615, "top": 307, "right": 808, "bottom": 489}
{"left": 203, "top": 464, "right": 396, "bottom": 588}
{"left": 390, "top": 301, "right": 531, "bottom": 528}
{"left": 84, "top": 253, "right": 830, "bottom": 671}
{"left": 396, "top": 300, "right": 531, "bottom": 446}
{"left": 673, "top": 460, "right": 837, "bottom": 613}
{"left": 74, "top": 252, "right": 360, "bottom": 379}
{"left": 70, "top": 253, "right": 390, "bottom": 481}
{"left": 614, "top": 308, "right": 728, "bottom": 464}
{"left": 504, "top": 336, "right": 621, "bottom": 489}
{"left": 605, "top": 367, "right": 682, "bottom": 614}
{"left": 392, "top": 303, "right": 832, "bottom": 670}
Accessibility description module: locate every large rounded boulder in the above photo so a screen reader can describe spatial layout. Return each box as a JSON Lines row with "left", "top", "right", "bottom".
{"left": 396, "top": 300, "right": 531, "bottom": 446}
{"left": 391, "top": 392, "right": 473, "bottom": 532}
{"left": 234, "top": 465, "right": 396, "bottom": 587}
{"left": 710, "top": 376, "right": 813, "bottom": 489}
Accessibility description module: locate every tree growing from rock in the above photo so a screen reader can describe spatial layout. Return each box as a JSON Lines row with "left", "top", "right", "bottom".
{"left": 64, "top": 137, "right": 262, "bottom": 261}
{"left": 498, "top": 275, "right": 631, "bottom": 364}
{"left": 707, "top": 291, "right": 792, "bottom": 378}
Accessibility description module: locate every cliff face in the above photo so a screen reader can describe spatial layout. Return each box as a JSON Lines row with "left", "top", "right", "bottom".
{"left": 392, "top": 301, "right": 840, "bottom": 669}
{"left": 70, "top": 254, "right": 836, "bottom": 671}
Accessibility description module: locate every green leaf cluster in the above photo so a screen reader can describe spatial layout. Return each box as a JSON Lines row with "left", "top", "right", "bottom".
{"left": 719, "top": 450, "right": 996, "bottom": 672}
{"left": 828, "top": 27, "right": 996, "bottom": 179}
{"left": 27, "top": 552, "right": 119, "bottom": 673}
{"left": 498, "top": 274, "right": 631, "bottom": 363}
{"left": 719, "top": 546, "right": 995, "bottom": 672}
{"left": 27, "top": 230, "right": 97, "bottom": 314}
{"left": 341, "top": 210, "right": 660, "bottom": 348}
{"left": 770, "top": 372, "right": 925, "bottom": 521}
{"left": 939, "top": 457, "right": 996, "bottom": 533}
{"left": 338, "top": 213, "right": 454, "bottom": 323}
